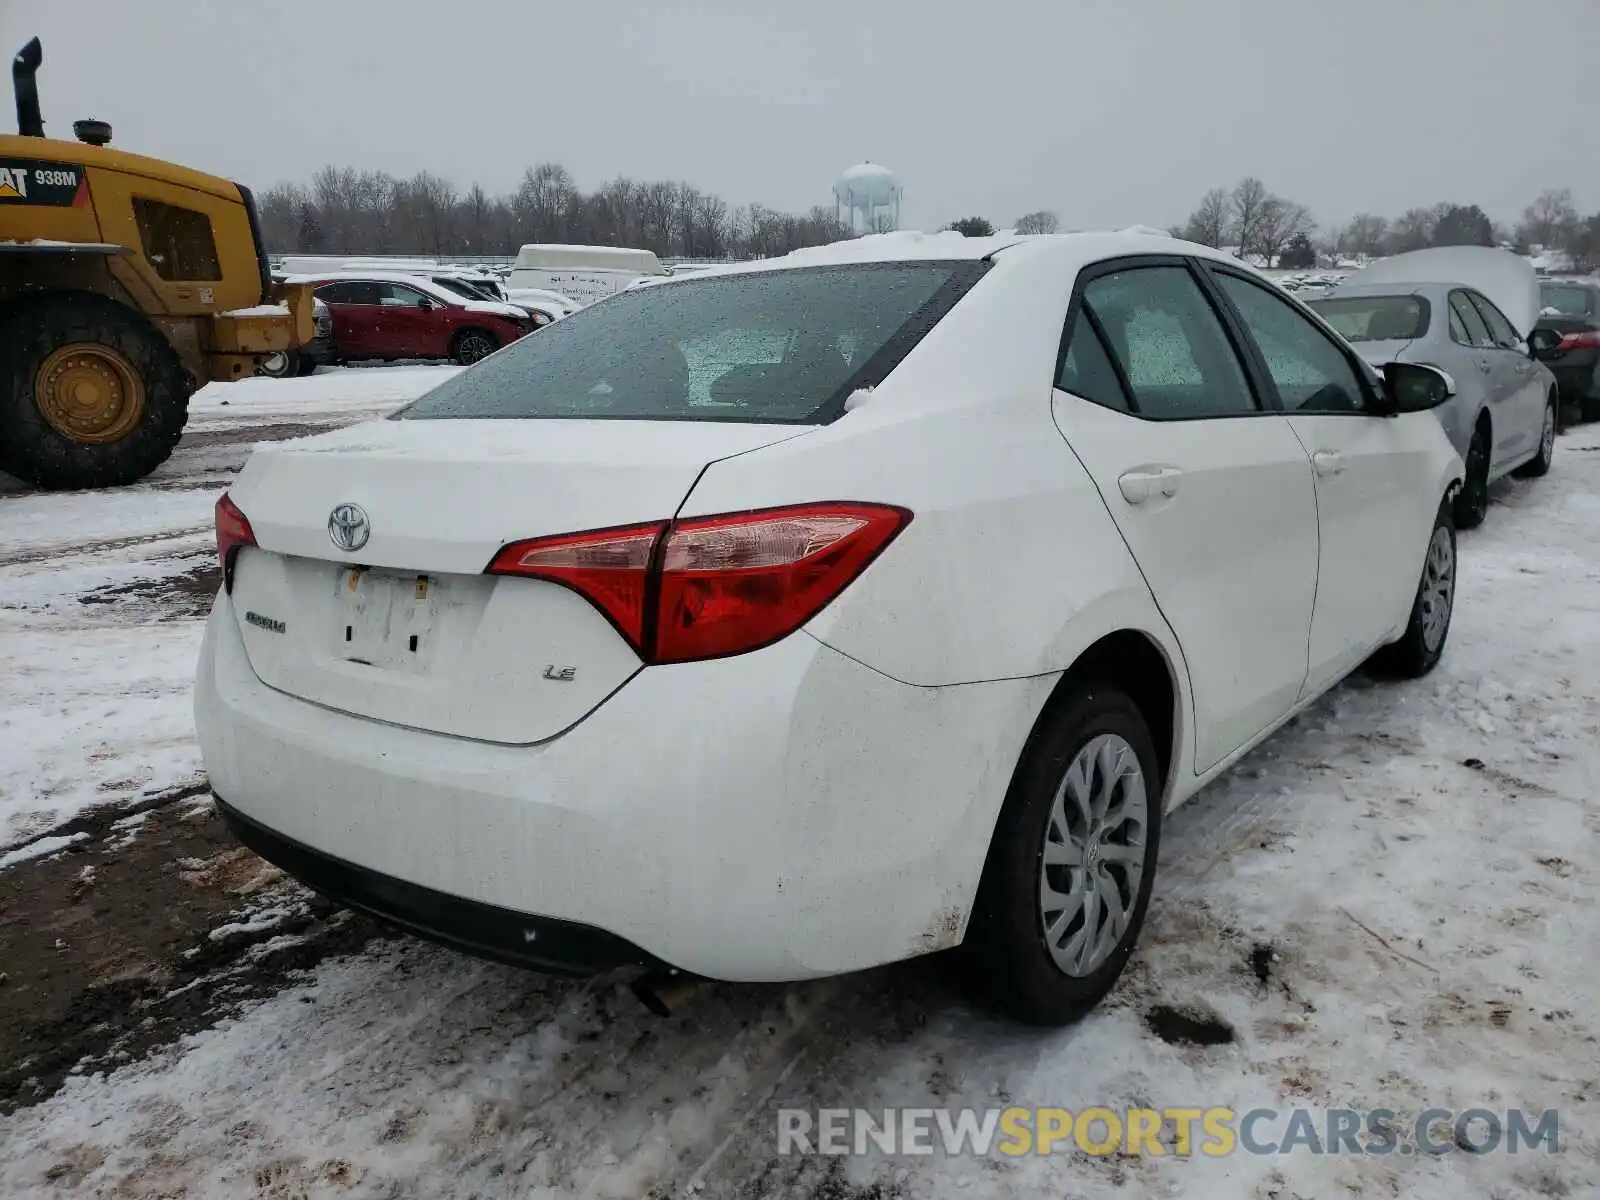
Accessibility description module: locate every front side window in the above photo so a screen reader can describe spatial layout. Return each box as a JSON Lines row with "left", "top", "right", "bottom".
{"left": 1078, "top": 265, "right": 1257, "bottom": 419}
{"left": 1307, "top": 294, "right": 1429, "bottom": 342}
{"left": 1467, "top": 291, "right": 1520, "bottom": 347}
{"left": 399, "top": 262, "right": 982, "bottom": 424}
{"left": 1215, "top": 272, "right": 1369, "bottom": 414}
{"left": 132, "top": 198, "right": 221, "bottom": 281}
{"left": 1449, "top": 291, "right": 1493, "bottom": 347}
{"left": 376, "top": 282, "right": 431, "bottom": 308}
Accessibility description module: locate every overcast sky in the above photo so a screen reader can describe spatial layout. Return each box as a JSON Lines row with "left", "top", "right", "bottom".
{"left": 4, "top": 0, "right": 1596, "bottom": 232}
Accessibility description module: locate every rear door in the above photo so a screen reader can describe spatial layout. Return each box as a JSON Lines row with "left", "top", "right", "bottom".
{"left": 1467, "top": 289, "right": 1544, "bottom": 464}
{"left": 1203, "top": 265, "right": 1436, "bottom": 694}
{"left": 313, "top": 281, "right": 382, "bottom": 358}
{"left": 1447, "top": 289, "right": 1517, "bottom": 470}
{"left": 1050, "top": 257, "right": 1319, "bottom": 773}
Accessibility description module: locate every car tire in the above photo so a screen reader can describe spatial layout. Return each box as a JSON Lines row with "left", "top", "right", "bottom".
{"left": 0, "top": 293, "right": 191, "bottom": 490}
{"left": 963, "top": 683, "right": 1162, "bottom": 1026}
{"left": 452, "top": 329, "right": 498, "bottom": 366}
{"left": 1513, "top": 392, "right": 1556, "bottom": 479}
{"left": 294, "top": 355, "right": 320, "bottom": 377}
{"left": 1453, "top": 420, "right": 1491, "bottom": 529}
{"left": 1369, "top": 499, "right": 1455, "bottom": 680}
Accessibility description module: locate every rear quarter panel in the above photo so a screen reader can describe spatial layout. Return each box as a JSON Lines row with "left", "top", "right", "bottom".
{"left": 677, "top": 251, "right": 1196, "bottom": 798}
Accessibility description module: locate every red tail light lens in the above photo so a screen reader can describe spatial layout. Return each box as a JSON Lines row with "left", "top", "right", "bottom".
{"left": 486, "top": 521, "right": 667, "bottom": 649}
{"left": 654, "top": 504, "right": 909, "bottom": 663}
{"left": 215, "top": 492, "right": 257, "bottom": 591}
{"left": 1558, "top": 330, "right": 1600, "bottom": 350}
{"left": 486, "top": 503, "right": 910, "bottom": 663}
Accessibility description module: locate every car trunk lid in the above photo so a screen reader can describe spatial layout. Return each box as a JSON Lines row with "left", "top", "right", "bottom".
{"left": 225, "top": 418, "right": 809, "bottom": 744}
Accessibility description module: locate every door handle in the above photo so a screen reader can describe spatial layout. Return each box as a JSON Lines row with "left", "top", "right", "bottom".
{"left": 1118, "top": 467, "right": 1183, "bottom": 504}
{"left": 1312, "top": 450, "right": 1345, "bottom": 477}
{"left": 1478, "top": 359, "right": 1493, "bottom": 374}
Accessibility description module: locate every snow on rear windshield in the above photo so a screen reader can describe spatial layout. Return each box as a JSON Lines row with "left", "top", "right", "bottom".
{"left": 1308, "top": 295, "right": 1430, "bottom": 342}
{"left": 397, "top": 262, "right": 980, "bottom": 424}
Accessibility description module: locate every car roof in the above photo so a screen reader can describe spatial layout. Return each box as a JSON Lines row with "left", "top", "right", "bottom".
{"left": 634, "top": 229, "right": 1251, "bottom": 286}
{"left": 285, "top": 271, "right": 466, "bottom": 301}
{"left": 1321, "top": 280, "right": 1442, "bottom": 299}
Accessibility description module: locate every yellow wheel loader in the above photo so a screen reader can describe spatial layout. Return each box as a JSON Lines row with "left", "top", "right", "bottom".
{"left": 0, "top": 38, "right": 314, "bottom": 490}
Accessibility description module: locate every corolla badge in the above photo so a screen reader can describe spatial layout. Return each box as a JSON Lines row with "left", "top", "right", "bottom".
{"left": 327, "top": 502, "right": 371, "bottom": 552}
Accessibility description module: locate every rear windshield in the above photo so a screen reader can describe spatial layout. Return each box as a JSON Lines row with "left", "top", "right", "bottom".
{"left": 1307, "top": 294, "right": 1430, "bottom": 342}
{"left": 1539, "top": 284, "right": 1596, "bottom": 319}
{"left": 397, "top": 262, "right": 983, "bottom": 424}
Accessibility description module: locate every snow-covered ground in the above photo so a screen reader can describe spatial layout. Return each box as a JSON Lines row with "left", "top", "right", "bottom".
{"left": 0, "top": 366, "right": 458, "bottom": 848}
{"left": 1, "top": 369, "right": 1597, "bottom": 1198}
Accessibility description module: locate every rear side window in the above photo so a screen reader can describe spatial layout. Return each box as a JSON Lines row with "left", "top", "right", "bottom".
{"left": 399, "top": 262, "right": 983, "bottom": 424}
{"left": 1467, "top": 292, "right": 1519, "bottom": 347}
{"left": 1055, "top": 310, "right": 1130, "bottom": 412}
{"left": 1448, "top": 291, "right": 1493, "bottom": 347}
{"left": 132, "top": 198, "right": 221, "bottom": 281}
{"left": 315, "top": 281, "right": 377, "bottom": 305}
{"left": 1078, "top": 266, "right": 1257, "bottom": 419}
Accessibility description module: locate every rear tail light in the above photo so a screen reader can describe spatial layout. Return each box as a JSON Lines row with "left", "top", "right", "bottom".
{"left": 215, "top": 492, "right": 257, "bottom": 592}
{"left": 487, "top": 502, "right": 910, "bottom": 663}
{"left": 1557, "top": 329, "right": 1600, "bottom": 350}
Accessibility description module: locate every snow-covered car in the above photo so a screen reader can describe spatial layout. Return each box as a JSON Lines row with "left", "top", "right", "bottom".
{"left": 504, "top": 286, "right": 581, "bottom": 323}
{"left": 1310, "top": 247, "right": 1562, "bottom": 528}
{"left": 197, "top": 230, "right": 1463, "bottom": 1024}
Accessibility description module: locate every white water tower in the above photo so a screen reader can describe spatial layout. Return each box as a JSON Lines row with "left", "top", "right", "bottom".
{"left": 834, "top": 162, "right": 902, "bottom": 234}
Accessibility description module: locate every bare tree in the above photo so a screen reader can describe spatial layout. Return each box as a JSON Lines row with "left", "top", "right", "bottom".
{"left": 1254, "top": 198, "right": 1315, "bottom": 267}
{"left": 1180, "top": 188, "right": 1229, "bottom": 248}
{"left": 1339, "top": 213, "right": 1388, "bottom": 257}
{"left": 1386, "top": 206, "right": 1437, "bottom": 255}
{"left": 1229, "top": 177, "right": 1269, "bottom": 259}
{"left": 1014, "top": 210, "right": 1060, "bottom": 235}
{"left": 1517, "top": 187, "right": 1578, "bottom": 249}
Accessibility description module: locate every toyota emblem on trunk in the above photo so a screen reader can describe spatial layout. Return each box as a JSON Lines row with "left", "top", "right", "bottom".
{"left": 327, "top": 502, "right": 371, "bottom": 552}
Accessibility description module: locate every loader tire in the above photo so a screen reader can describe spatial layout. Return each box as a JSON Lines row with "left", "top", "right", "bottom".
{"left": 0, "top": 293, "right": 192, "bottom": 490}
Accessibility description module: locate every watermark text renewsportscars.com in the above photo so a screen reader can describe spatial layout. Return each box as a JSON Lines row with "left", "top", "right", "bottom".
{"left": 777, "top": 1107, "right": 1560, "bottom": 1158}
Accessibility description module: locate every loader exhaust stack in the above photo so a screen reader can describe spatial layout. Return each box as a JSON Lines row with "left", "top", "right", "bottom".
{"left": 13, "top": 37, "right": 43, "bottom": 138}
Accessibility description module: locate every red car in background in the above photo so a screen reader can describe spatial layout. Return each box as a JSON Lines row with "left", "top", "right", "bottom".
{"left": 292, "top": 272, "right": 542, "bottom": 366}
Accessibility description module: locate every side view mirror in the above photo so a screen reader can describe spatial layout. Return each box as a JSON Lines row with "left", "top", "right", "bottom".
{"left": 1526, "top": 328, "right": 1562, "bottom": 358}
{"left": 1378, "top": 362, "right": 1455, "bottom": 414}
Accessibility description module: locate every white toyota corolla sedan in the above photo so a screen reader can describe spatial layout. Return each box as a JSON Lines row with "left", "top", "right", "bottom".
{"left": 196, "top": 230, "right": 1464, "bottom": 1024}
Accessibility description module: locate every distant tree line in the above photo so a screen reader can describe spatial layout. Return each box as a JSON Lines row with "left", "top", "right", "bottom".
{"left": 1330, "top": 188, "right": 1600, "bottom": 271}
{"left": 1165, "top": 179, "right": 1600, "bottom": 271}
{"left": 257, "top": 162, "right": 854, "bottom": 260}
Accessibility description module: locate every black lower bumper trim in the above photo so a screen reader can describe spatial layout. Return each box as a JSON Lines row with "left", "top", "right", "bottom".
{"left": 217, "top": 797, "right": 671, "bottom": 978}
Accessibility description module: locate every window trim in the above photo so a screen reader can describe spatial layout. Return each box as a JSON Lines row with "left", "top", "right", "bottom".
{"left": 1195, "top": 261, "right": 1381, "bottom": 418}
{"left": 1053, "top": 254, "right": 1272, "bottom": 422}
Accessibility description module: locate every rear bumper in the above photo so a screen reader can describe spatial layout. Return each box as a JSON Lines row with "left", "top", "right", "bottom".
{"left": 195, "top": 590, "right": 1051, "bottom": 982}
{"left": 218, "top": 796, "right": 666, "bottom": 975}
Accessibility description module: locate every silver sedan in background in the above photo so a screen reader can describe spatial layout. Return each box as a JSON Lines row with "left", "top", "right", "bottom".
{"left": 1309, "top": 248, "right": 1562, "bottom": 528}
